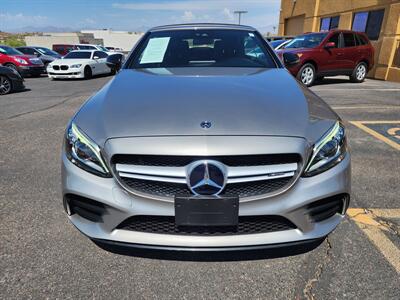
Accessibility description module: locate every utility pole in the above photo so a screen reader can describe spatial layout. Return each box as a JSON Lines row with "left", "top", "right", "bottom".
{"left": 234, "top": 11, "right": 248, "bottom": 25}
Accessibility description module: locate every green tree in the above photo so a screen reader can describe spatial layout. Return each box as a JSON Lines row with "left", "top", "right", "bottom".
{"left": 4, "top": 37, "right": 26, "bottom": 47}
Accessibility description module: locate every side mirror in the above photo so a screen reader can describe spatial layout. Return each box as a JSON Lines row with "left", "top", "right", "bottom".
{"left": 283, "top": 52, "right": 300, "bottom": 67}
{"left": 93, "top": 56, "right": 100, "bottom": 60}
{"left": 106, "top": 53, "right": 123, "bottom": 72}
{"left": 324, "top": 42, "right": 336, "bottom": 49}
{"left": 34, "top": 52, "right": 41, "bottom": 57}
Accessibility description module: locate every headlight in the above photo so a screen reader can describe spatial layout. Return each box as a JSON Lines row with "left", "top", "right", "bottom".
{"left": 65, "top": 122, "right": 111, "bottom": 177}
{"left": 70, "top": 64, "right": 82, "bottom": 68}
{"left": 13, "top": 57, "right": 28, "bottom": 65}
{"left": 303, "top": 122, "right": 347, "bottom": 177}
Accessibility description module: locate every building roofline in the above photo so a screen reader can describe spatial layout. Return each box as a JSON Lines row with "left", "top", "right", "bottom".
{"left": 148, "top": 23, "right": 257, "bottom": 32}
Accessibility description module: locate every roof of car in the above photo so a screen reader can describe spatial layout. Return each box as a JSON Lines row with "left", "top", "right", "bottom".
{"left": 68, "top": 50, "right": 97, "bottom": 53}
{"left": 149, "top": 23, "right": 257, "bottom": 32}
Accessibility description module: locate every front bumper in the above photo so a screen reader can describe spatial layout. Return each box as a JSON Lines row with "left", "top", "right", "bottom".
{"left": 62, "top": 150, "right": 351, "bottom": 250}
{"left": 18, "top": 65, "right": 45, "bottom": 76}
{"left": 48, "top": 69, "right": 84, "bottom": 79}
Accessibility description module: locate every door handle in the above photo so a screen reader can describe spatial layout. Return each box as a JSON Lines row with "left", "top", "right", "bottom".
{"left": 337, "top": 53, "right": 344, "bottom": 56}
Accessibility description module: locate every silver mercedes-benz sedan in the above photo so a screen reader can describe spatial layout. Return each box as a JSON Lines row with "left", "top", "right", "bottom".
{"left": 62, "top": 24, "right": 350, "bottom": 252}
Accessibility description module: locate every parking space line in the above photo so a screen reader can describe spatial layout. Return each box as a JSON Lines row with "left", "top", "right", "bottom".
{"left": 349, "top": 121, "right": 400, "bottom": 150}
{"left": 332, "top": 106, "right": 400, "bottom": 110}
{"left": 347, "top": 208, "right": 400, "bottom": 274}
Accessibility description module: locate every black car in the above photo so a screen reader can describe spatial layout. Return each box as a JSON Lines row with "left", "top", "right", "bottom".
{"left": 0, "top": 65, "right": 25, "bottom": 95}
{"left": 16, "top": 46, "right": 61, "bottom": 67}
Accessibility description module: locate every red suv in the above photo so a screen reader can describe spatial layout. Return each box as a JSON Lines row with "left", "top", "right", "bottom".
{"left": 0, "top": 45, "right": 45, "bottom": 77}
{"left": 52, "top": 44, "right": 78, "bottom": 56}
{"left": 276, "top": 30, "right": 374, "bottom": 86}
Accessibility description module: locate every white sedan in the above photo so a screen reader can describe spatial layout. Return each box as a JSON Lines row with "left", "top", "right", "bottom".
{"left": 47, "top": 50, "right": 113, "bottom": 79}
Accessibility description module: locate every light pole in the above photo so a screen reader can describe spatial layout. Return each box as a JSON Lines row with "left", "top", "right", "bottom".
{"left": 234, "top": 11, "right": 248, "bottom": 25}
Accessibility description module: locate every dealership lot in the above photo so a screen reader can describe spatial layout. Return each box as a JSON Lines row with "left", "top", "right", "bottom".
{"left": 0, "top": 75, "right": 399, "bottom": 299}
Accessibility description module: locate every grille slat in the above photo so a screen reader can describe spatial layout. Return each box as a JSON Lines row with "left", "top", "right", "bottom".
{"left": 112, "top": 154, "right": 300, "bottom": 167}
{"left": 121, "top": 177, "right": 292, "bottom": 198}
{"left": 117, "top": 215, "right": 296, "bottom": 236}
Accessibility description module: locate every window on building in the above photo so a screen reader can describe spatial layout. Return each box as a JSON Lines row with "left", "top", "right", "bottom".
{"left": 320, "top": 16, "right": 340, "bottom": 31}
{"left": 352, "top": 9, "right": 385, "bottom": 40}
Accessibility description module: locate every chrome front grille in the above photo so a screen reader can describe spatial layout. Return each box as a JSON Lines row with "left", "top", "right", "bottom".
{"left": 113, "top": 154, "right": 300, "bottom": 200}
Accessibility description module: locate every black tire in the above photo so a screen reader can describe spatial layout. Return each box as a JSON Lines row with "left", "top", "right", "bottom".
{"left": 296, "top": 63, "right": 316, "bottom": 87}
{"left": 350, "top": 62, "right": 367, "bottom": 83}
{"left": 84, "top": 66, "right": 92, "bottom": 79}
{"left": 110, "top": 68, "right": 116, "bottom": 76}
{"left": 0, "top": 76, "right": 12, "bottom": 95}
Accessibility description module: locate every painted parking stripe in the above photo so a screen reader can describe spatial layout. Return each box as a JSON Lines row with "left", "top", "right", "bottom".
{"left": 350, "top": 121, "right": 400, "bottom": 151}
{"left": 347, "top": 208, "right": 400, "bottom": 274}
{"left": 332, "top": 105, "right": 400, "bottom": 110}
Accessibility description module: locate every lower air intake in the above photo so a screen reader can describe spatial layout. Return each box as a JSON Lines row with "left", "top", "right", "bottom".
{"left": 116, "top": 215, "right": 296, "bottom": 236}
{"left": 307, "top": 194, "right": 350, "bottom": 222}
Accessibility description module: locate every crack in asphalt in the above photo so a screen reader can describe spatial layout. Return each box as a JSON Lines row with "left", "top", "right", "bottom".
{"left": 0, "top": 92, "right": 89, "bottom": 121}
{"left": 365, "top": 209, "right": 400, "bottom": 237}
{"left": 303, "top": 237, "right": 333, "bottom": 300}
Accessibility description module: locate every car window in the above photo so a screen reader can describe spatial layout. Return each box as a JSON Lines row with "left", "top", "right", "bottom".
{"left": 94, "top": 51, "right": 108, "bottom": 59}
{"left": 0, "top": 46, "right": 24, "bottom": 55}
{"left": 37, "top": 47, "right": 59, "bottom": 56}
{"left": 79, "top": 45, "right": 96, "bottom": 50}
{"left": 98, "top": 46, "right": 109, "bottom": 52}
{"left": 343, "top": 33, "right": 356, "bottom": 47}
{"left": 327, "top": 33, "right": 341, "bottom": 48}
{"left": 131, "top": 29, "right": 276, "bottom": 68}
{"left": 284, "top": 33, "right": 327, "bottom": 49}
{"left": 24, "top": 48, "right": 36, "bottom": 55}
{"left": 64, "top": 51, "right": 91, "bottom": 59}
{"left": 356, "top": 34, "right": 368, "bottom": 46}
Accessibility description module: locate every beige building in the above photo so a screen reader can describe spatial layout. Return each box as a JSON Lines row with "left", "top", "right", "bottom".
{"left": 25, "top": 32, "right": 102, "bottom": 49}
{"left": 278, "top": 0, "right": 400, "bottom": 82}
{"left": 81, "top": 30, "right": 143, "bottom": 51}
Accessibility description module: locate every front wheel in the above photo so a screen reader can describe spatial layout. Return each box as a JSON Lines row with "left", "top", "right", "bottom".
{"left": 84, "top": 66, "right": 92, "bottom": 79}
{"left": 350, "top": 62, "right": 367, "bottom": 83}
{"left": 0, "top": 76, "right": 12, "bottom": 95}
{"left": 297, "top": 63, "right": 316, "bottom": 87}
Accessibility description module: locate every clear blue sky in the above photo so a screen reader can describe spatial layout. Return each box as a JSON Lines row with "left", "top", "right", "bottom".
{"left": 0, "top": 0, "right": 281, "bottom": 33}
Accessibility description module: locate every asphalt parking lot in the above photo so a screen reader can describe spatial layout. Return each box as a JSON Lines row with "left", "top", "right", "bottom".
{"left": 1, "top": 74, "right": 399, "bottom": 299}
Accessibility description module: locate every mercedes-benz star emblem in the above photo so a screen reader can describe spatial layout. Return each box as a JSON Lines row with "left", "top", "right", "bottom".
{"left": 187, "top": 160, "right": 226, "bottom": 196}
{"left": 200, "top": 121, "right": 212, "bottom": 129}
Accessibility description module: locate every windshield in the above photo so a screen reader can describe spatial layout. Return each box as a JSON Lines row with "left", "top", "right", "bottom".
{"left": 284, "top": 33, "right": 327, "bottom": 49}
{"left": 130, "top": 29, "right": 276, "bottom": 68}
{"left": 64, "top": 51, "right": 91, "bottom": 59}
{"left": 98, "top": 45, "right": 109, "bottom": 52}
{"left": 37, "top": 47, "right": 59, "bottom": 56}
{"left": 270, "top": 40, "right": 285, "bottom": 48}
{"left": 0, "top": 46, "right": 24, "bottom": 55}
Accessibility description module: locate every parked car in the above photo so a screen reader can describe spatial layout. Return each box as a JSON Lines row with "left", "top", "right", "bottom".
{"left": 0, "top": 45, "right": 45, "bottom": 77}
{"left": 75, "top": 44, "right": 116, "bottom": 55}
{"left": 276, "top": 30, "right": 374, "bottom": 86}
{"left": 47, "top": 50, "right": 112, "bottom": 79}
{"left": 16, "top": 46, "right": 61, "bottom": 67}
{"left": 52, "top": 44, "right": 77, "bottom": 56}
{"left": 0, "top": 65, "right": 25, "bottom": 95}
{"left": 62, "top": 23, "right": 350, "bottom": 253}
{"left": 106, "top": 46, "right": 123, "bottom": 52}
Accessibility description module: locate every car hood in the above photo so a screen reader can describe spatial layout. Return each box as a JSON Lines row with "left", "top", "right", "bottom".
{"left": 74, "top": 67, "right": 338, "bottom": 146}
{"left": 50, "top": 58, "right": 90, "bottom": 65}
